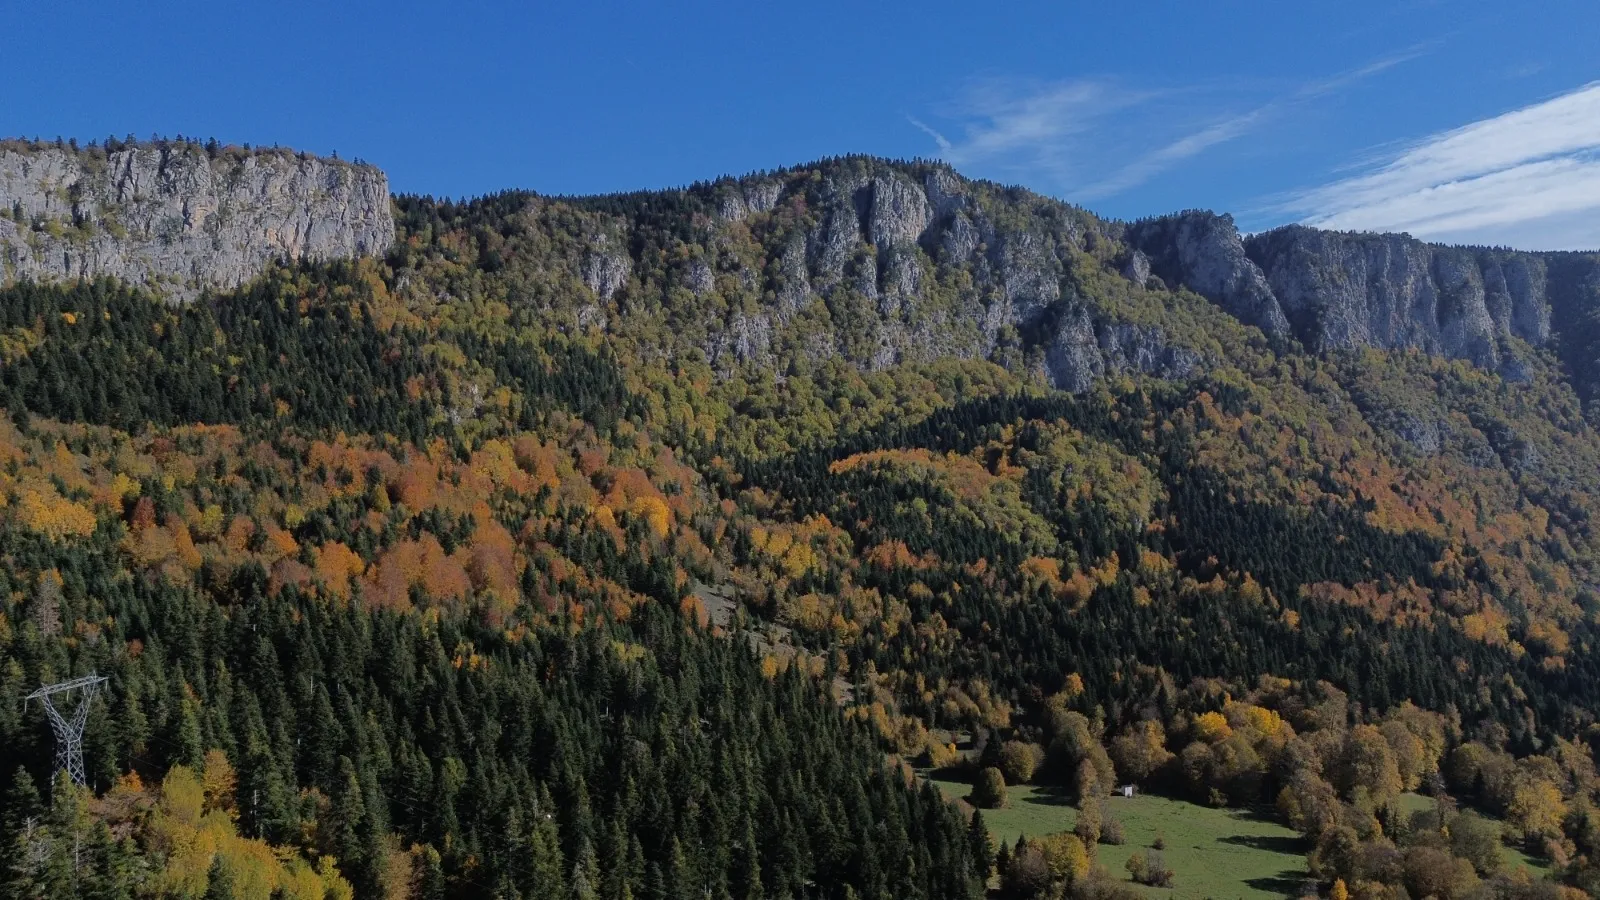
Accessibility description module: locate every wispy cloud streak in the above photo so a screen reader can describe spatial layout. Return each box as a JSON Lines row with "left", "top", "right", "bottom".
{"left": 1077, "top": 110, "right": 1265, "bottom": 201}
{"left": 926, "top": 78, "right": 1154, "bottom": 186}
{"left": 914, "top": 51, "right": 1421, "bottom": 203}
{"left": 1079, "top": 49, "right": 1427, "bottom": 201}
{"left": 1280, "top": 82, "right": 1600, "bottom": 249}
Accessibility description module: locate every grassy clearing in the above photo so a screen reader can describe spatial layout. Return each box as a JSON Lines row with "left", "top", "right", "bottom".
{"left": 931, "top": 777, "right": 1308, "bottom": 900}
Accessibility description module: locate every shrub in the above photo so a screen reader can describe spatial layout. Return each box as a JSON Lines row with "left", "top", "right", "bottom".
{"left": 924, "top": 739, "right": 961, "bottom": 771}
{"left": 998, "top": 740, "right": 1046, "bottom": 785}
{"left": 970, "top": 766, "right": 1008, "bottom": 809}
{"left": 1074, "top": 798, "right": 1102, "bottom": 846}
{"left": 1101, "top": 816, "right": 1125, "bottom": 845}
{"left": 1075, "top": 872, "right": 1144, "bottom": 900}
{"left": 1036, "top": 832, "right": 1090, "bottom": 885}
{"left": 1146, "top": 851, "right": 1175, "bottom": 887}
{"left": 1126, "top": 850, "right": 1174, "bottom": 887}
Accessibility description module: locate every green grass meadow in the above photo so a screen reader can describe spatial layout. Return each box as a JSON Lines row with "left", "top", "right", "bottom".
{"left": 932, "top": 777, "right": 1308, "bottom": 900}
{"left": 931, "top": 778, "right": 1556, "bottom": 899}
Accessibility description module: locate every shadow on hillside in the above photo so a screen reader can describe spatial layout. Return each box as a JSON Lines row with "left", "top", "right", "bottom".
{"left": 927, "top": 766, "right": 971, "bottom": 784}
{"left": 1226, "top": 806, "right": 1296, "bottom": 827}
{"left": 1021, "top": 785, "right": 1075, "bottom": 807}
{"left": 1244, "top": 869, "right": 1306, "bottom": 896}
{"left": 1219, "top": 833, "right": 1305, "bottom": 855}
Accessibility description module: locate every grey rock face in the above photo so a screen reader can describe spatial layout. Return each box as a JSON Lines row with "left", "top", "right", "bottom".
{"left": 1120, "top": 249, "right": 1151, "bottom": 286}
{"left": 582, "top": 235, "right": 632, "bottom": 302}
{"left": 685, "top": 257, "right": 715, "bottom": 295}
{"left": 1121, "top": 211, "right": 1600, "bottom": 398}
{"left": 851, "top": 252, "right": 881, "bottom": 303}
{"left": 1125, "top": 212, "right": 1288, "bottom": 336}
{"left": 1042, "top": 304, "right": 1199, "bottom": 393}
{"left": 808, "top": 203, "right": 864, "bottom": 290}
{"left": 878, "top": 247, "right": 923, "bottom": 314}
{"left": 1489, "top": 253, "right": 1550, "bottom": 344}
{"left": 712, "top": 163, "right": 1205, "bottom": 393}
{"left": 997, "top": 232, "right": 1061, "bottom": 328}
{"left": 586, "top": 161, "right": 1599, "bottom": 400}
{"left": 922, "top": 167, "right": 968, "bottom": 222}
{"left": 1043, "top": 305, "right": 1104, "bottom": 392}
{"left": 941, "top": 213, "right": 982, "bottom": 263}
{"left": 576, "top": 300, "right": 609, "bottom": 331}
{"left": 1098, "top": 321, "right": 1201, "bottom": 381}
{"left": 0, "top": 143, "right": 392, "bottom": 300}
{"left": 1395, "top": 415, "right": 1444, "bottom": 456}
{"left": 775, "top": 238, "right": 811, "bottom": 315}
{"left": 725, "top": 313, "right": 774, "bottom": 364}
{"left": 1243, "top": 227, "right": 1551, "bottom": 366}
{"left": 716, "top": 178, "right": 783, "bottom": 221}
{"left": 867, "top": 174, "right": 932, "bottom": 250}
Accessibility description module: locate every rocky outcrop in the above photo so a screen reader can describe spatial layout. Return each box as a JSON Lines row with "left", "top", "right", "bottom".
{"left": 1124, "top": 212, "right": 1288, "bottom": 336}
{"left": 1541, "top": 254, "right": 1600, "bottom": 402}
{"left": 787, "top": 165, "right": 1195, "bottom": 390}
{"left": 1043, "top": 305, "right": 1200, "bottom": 393}
{"left": 715, "top": 178, "right": 782, "bottom": 222}
{"left": 737, "top": 164, "right": 1597, "bottom": 396}
{"left": 581, "top": 234, "right": 631, "bottom": 302}
{"left": 677, "top": 160, "right": 1202, "bottom": 391}
{"left": 684, "top": 257, "right": 715, "bottom": 296}
{"left": 1244, "top": 226, "right": 1550, "bottom": 368}
{"left": 0, "top": 141, "right": 392, "bottom": 300}
{"left": 1121, "top": 212, "right": 1579, "bottom": 374}
{"left": 1120, "top": 249, "right": 1151, "bottom": 287}
{"left": 866, "top": 174, "right": 932, "bottom": 250}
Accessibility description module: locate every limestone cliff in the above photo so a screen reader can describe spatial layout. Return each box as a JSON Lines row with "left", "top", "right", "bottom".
{"left": 1125, "top": 210, "right": 1599, "bottom": 387}
{"left": 1123, "top": 212, "right": 1288, "bottom": 337}
{"left": 384, "top": 156, "right": 1600, "bottom": 400}
{"left": 1245, "top": 226, "right": 1551, "bottom": 368}
{"left": 0, "top": 140, "right": 392, "bottom": 300}
{"left": 502, "top": 159, "right": 1600, "bottom": 399}
{"left": 497, "top": 158, "right": 1211, "bottom": 394}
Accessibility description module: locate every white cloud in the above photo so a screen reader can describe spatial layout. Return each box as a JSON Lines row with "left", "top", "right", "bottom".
{"left": 1281, "top": 82, "right": 1600, "bottom": 250}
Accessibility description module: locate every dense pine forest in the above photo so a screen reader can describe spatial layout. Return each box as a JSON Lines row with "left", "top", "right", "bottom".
{"left": 5, "top": 149, "right": 1600, "bottom": 899}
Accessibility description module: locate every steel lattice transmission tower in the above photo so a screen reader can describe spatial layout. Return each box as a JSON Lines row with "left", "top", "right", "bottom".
{"left": 25, "top": 674, "right": 108, "bottom": 788}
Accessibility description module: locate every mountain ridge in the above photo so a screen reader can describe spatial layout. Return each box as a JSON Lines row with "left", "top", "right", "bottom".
{"left": 387, "top": 154, "right": 1600, "bottom": 410}
{"left": 6, "top": 140, "right": 1598, "bottom": 406}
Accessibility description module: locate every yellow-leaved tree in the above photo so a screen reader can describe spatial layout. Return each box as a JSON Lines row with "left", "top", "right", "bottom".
{"left": 141, "top": 756, "right": 354, "bottom": 900}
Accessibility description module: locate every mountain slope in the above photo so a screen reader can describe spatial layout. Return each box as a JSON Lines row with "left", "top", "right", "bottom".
{"left": 379, "top": 157, "right": 1600, "bottom": 678}
{"left": 5, "top": 142, "right": 1600, "bottom": 897}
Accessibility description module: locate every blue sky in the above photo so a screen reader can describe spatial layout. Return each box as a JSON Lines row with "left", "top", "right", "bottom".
{"left": 6, "top": 0, "right": 1598, "bottom": 248}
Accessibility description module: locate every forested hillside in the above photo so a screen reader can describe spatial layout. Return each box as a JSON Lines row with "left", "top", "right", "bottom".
{"left": 5, "top": 145, "right": 1600, "bottom": 899}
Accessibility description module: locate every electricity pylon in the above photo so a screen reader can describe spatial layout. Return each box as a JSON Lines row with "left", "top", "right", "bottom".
{"left": 25, "top": 674, "right": 108, "bottom": 788}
